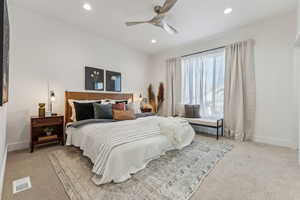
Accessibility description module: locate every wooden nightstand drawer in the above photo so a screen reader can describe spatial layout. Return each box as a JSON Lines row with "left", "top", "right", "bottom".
{"left": 32, "top": 117, "right": 63, "bottom": 127}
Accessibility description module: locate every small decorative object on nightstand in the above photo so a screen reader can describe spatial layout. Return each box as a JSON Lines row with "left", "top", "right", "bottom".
{"left": 38, "top": 103, "right": 46, "bottom": 117}
{"left": 30, "top": 115, "right": 64, "bottom": 152}
{"left": 141, "top": 108, "right": 152, "bottom": 113}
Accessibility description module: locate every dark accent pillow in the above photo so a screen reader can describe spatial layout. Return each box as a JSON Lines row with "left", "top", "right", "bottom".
{"left": 74, "top": 101, "right": 100, "bottom": 121}
{"left": 93, "top": 103, "right": 113, "bottom": 119}
{"left": 184, "top": 104, "right": 201, "bottom": 118}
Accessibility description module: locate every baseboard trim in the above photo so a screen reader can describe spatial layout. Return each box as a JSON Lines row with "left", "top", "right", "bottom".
{"left": 7, "top": 141, "right": 29, "bottom": 152}
{"left": 252, "top": 136, "right": 297, "bottom": 149}
{"left": 0, "top": 146, "right": 8, "bottom": 200}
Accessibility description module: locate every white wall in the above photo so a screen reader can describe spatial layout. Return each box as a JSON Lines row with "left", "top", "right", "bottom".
{"left": 296, "top": 0, "right": 300, "bottom": 162}
{"left": 295, "top": 48, "right": 300, "bottom": 162}
{"left": 150, "top": 12, "right": 298, "bottom": 148}
{"left": 7, "top": 5, "right": 151, "bottom": 151}
{"left": 298, "top": 0, "right": 300, "bottom": 35}
{"left": 0, "top": 105, "right": 7, "bottom": 199}
{"left": 297, "top": 0, "right": 300, "bottom": 45}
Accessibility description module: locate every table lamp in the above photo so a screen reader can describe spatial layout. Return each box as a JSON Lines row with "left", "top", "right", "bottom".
{"left": 49, "top": 90, "right": 56, "bottom": 115}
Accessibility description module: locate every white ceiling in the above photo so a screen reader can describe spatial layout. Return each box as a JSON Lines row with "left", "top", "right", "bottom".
{"left": 11, "top": 0, "right": 297, "bottom": 55}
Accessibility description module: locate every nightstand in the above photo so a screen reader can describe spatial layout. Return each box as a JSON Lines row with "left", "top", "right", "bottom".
{"left": 141, "top": 108, "right": 152, "bottom": 113}
{"left": 30, "top": 115, "right": 64, "bottom": 152}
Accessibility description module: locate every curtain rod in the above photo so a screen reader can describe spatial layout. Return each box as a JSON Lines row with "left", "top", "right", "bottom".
{"left": 181, "top": 46, "right": 225, "bottom": 58}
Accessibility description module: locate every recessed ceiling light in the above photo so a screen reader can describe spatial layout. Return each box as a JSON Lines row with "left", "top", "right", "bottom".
{"left": 83, "top": 3, "right": 92, "bottom": 11}
{"left": 151, "top": 39, "right": 157, "bottom": 44}
{"left": 224, "top": 8, "right": 233, "bottom": 15}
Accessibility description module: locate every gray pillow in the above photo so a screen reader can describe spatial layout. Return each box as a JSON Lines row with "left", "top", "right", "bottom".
{"left": 193, "top": 105, "right": 201, "bottom": 118}
{"left": 93, "top": 103, "right": 113, "bottom": 119}
{"left": 184, "top": 104, "right": 201, "bottom": 118}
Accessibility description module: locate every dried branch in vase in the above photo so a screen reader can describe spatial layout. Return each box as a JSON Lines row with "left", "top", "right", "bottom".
{"left": 148, "top": 84, "right": 157, "bottom": 112}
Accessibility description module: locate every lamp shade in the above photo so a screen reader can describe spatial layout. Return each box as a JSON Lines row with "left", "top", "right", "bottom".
{"left": 50, "top": 91, "right": 55, "bottom": 102}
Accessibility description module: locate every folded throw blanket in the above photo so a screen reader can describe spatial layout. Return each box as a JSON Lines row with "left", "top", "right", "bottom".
{"left": 87, "top": 118, "right": 161, "bottom": 184}
{"left": 67, "top": 119, "right": 116, "bottom": 128}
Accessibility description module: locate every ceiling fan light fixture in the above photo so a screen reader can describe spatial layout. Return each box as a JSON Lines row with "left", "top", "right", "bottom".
{"left": 151, "top": 39, "right": 157, "bottom": 44}
{"left": 83, "top": 3, "right": 92, "bottom": 11}
{"left": 125, "top": 0, "right": 179, "bottom": 35}
{"left": 224, "top": 8, "right": 233, "bottom": 15}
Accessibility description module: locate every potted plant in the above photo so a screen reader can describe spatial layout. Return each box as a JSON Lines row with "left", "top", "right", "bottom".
{"left": 44, "top": 127, "right": 54, "bottom": 136}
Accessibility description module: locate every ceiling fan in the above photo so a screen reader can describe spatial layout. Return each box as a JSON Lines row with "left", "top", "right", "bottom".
{"left": 125, "top": 0, "right": 179, "bottom": 35}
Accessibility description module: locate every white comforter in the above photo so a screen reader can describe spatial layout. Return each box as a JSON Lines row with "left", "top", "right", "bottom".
{"left": 66, "top": 116, "right": 195, "bottom": 185}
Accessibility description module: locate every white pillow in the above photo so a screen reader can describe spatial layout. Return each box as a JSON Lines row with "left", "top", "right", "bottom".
{"left": 68, "top": 99, "right": 100, "bottom": 121}
{"left": 100, "top": 99, "right": 129, "bottom": 104}
{"left": 100, "top": 99, "right": 116, "bottom": 104}
{"left": 126, "top": 103, "right": 141, "bottom": 114}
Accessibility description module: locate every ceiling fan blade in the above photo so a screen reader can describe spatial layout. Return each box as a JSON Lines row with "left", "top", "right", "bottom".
{"left": 159, "top": 0, "right": 178, "bottom": 14}
{"left": 150, "top": 14, "right": 166, "bottom": 23}
{"left": 125, "top": 21, "right": 149, "bottom": 26}
{"left": 162, "top": 22, "right": 178, "bottom": 35}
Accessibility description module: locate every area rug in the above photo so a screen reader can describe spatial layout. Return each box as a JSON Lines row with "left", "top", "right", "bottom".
{"left": 49, "top": 139, "right": 233, "bottom": 200}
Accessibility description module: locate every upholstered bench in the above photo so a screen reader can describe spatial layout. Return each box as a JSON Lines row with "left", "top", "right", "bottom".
{"left": 183, "top": 118, "right": 224, "bottom": 140}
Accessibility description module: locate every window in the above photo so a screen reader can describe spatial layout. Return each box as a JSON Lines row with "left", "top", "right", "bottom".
{"left": 182, "top": 48, "right": 225, "bottom": 119}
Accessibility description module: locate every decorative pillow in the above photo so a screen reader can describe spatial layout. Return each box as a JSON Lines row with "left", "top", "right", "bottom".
{"left": 93, "top": 103, "right": 113, "bottom": 119}
{"left": 101, "top": 99, "right": 128, "bottom": 105}
{"left": 184, "top": 104, "right": 201, "bottom": 118}
{"left": 69, "top": 100, "right": 101, "bottom": 121}
{"left": 73, "top": 102, "right": 98, "bottom": 121}
{"left": 126, "top": 103, "right": 141, "bottom": 114}
{"left": 113, "top": 110, "right": 136, "bottom": 121}
{"left": 100, "top": 99, "right": 114, "bottom": 105}
{"left": 184, "top": 105, "right": 194, "bottom": 118}
{"left": 112, "top": 103, "right": 125, "bottom": 111}
{"left": 193, "top": 105, "right": 201, "bottom": 118}
{"left": 115, "top": 100, "right": 128, "bottom": 104}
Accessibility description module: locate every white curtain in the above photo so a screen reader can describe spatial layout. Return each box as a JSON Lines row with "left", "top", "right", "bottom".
{"left": 182, "top": 49, "right": 225, "bottom": 119}
{"left": 166, "top": 57, "right": 182, "bottom": 116}
{"left": 224, "top": 39, "right": 256, "bottom": 141}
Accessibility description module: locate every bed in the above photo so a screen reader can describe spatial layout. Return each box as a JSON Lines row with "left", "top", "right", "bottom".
{"left": 65, "top": 91, "right": 195, "bottom": 185}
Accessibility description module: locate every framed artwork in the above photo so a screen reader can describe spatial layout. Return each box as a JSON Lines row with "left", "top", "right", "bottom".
{"left": 85, "top": 67, "right": 104, "bottom": 91}
{"left": 0, "top": 0, "right": 9, "bottom": 106}
{"left": 106, "top": 70, "right": 121, "bottom": 92}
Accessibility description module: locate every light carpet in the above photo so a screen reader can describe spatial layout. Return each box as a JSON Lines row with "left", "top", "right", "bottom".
{"left": 49, "top": 140, "right": 233, "bottom": 200}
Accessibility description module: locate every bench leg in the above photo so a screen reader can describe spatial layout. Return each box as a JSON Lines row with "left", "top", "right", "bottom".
{"left": 216, "top": 120, "right": 219, "bottom": 140}
{"left": 222, "top": 122, "right": 224, "bottom": 137}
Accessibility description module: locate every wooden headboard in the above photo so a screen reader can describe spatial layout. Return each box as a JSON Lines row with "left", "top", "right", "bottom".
{"left": 65, "top": 91, "right": 134, "bottom": 124}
